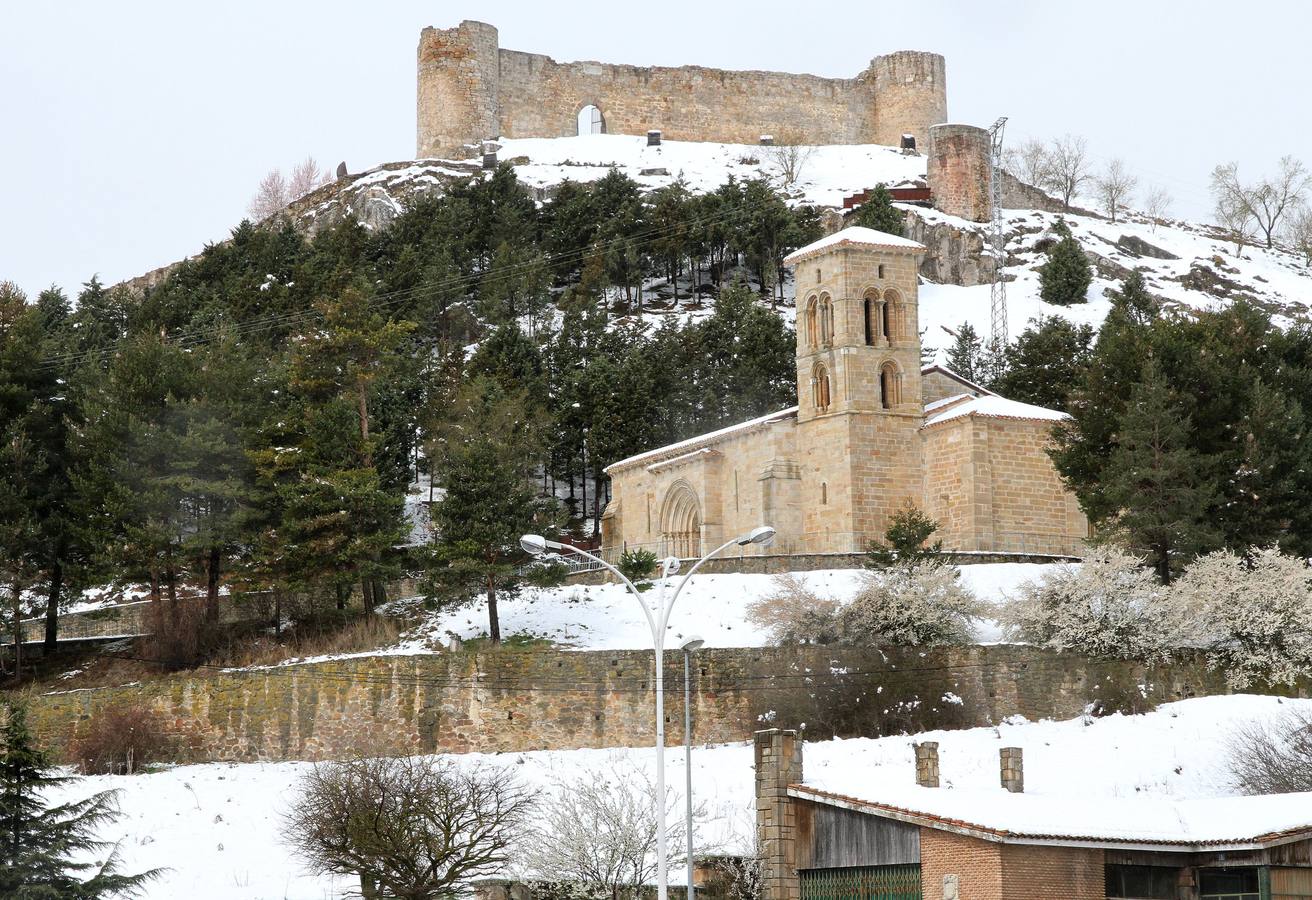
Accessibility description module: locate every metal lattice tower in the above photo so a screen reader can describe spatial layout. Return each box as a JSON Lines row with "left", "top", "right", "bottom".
{"left": 988, "top": 117, "right": 1009, "bottom": 352}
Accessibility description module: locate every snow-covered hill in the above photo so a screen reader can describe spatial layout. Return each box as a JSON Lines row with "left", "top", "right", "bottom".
{"left": 56, "top": 695, "right": 1312, "bottom": 899}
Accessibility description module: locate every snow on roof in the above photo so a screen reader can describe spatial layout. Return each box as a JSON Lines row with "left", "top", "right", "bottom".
{"left": 923, "top": 394, "right": 1067, "bottom": 428}
{"left": 924, "top": 393, "right": 975, "bottom": 414}
{"left": 604, "top": 406, "right": 798, "bottom": 473}
{"left": 921, "top": 363, "right": 994, "bottom": 396}
{"left": 784, "top": 226, "right": 925, "bottom": 265}
{"left": 791, "top": 782, "right": 1312, "bottom": 849}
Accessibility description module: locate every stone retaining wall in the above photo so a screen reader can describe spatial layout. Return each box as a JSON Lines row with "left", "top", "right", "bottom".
{"left": 25, "top": 646, "right": 1298, "bottom": 764}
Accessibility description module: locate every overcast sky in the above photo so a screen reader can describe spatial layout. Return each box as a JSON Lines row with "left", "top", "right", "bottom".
{"left": 3, "top": 0, "right": 1310, "bottom": 297}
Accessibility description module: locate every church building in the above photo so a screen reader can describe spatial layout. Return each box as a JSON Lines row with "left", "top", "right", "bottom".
{"left": 600, "top": 226, "right": 1087, "bottom": 561}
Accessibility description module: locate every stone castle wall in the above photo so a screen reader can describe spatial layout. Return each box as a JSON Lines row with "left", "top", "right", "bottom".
{"left": 416, "top": 21, "right": 947, "bottom": 158}
{"left": 927, "top": 123, "right": 993, "bottom": 223}
{"left": 26, "top": 645, "right": 1294, "bottom": 764}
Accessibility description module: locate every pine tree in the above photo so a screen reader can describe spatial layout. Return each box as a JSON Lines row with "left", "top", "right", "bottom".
{"left": 1039, "top": 219, "right": 1092, "bottom": 306}
{"left": 850, "top": 185, "right": 905, "bottom": 236}
{"left": 426, "top": 380, "right": 559, "bottom": 643}
{"left": 1100, "top": 364, "right": 1221, "bottom": 583}
{"left": 0, "top": 701, "right": 159, "bottom": 897}
{"left": 945, "top": 323, "right": 984, "bottom": 383}
{"left": 989, "top": 316, "right": 1094, "bottom": 411}
{"left": 864, "top": 504, "right": 944, "bottom": 569}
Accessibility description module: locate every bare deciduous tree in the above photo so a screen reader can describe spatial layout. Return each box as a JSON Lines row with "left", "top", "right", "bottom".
{"left": 1004, "top": 138, "right": 1052, "bottom": 188}
{"left": 284, "top": 756, "right": 531, "bottom": 900}
{"left": 745, "top": 573, "right": 841, "bottom": 644}
{"left": 523, "top": 763, "right": 703, "bottom": 894}
{"left": 1210, "top": 157, "right": 1311, "bottom": 249}
{"left": 1093, "top": 158, "right": 1138, "bottom": 223}
{"left": 1226, "top": 709, "right": 1312, "bottom": 795}
{"left": 1143, "top": 186, "right": 1173, "bottom": 232}
{"left": 1043, "top": 135, "right": 1092, "bottom": 211}
{"left": 764, "top": 130, "right": 815, "bottom": 192}
{"left": 1214, "top": 187, "right": 1257, "bottom": 256}
{"left": 248, "top": 169, "right": 288, "bottom": 222}
{"left": 289, "top": 156, "right": 327, "bottom": 200}
{"left": 1285, "top": 205, "right": 1312, "bottom": 266}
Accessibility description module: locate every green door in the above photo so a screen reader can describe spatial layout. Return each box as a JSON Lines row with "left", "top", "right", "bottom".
{"left": 800, "top": 865, "right": 922, "bottom": 900}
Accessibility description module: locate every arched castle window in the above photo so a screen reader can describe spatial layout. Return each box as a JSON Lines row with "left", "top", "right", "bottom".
{"left": 660, "top": 481, "right": 701, "bottom": 559}
{"left": 882, "top": 288, "right": 901, "bottom": 343}
{"left": 880, "top": 361, "right": 901, "bottom": 410}
{"left": 818, "top": 294, "right": 834, "bottom": 347}
{"left": 577, "top": 104, "right": 605, "bottom": 135}
{"left": 863, "top": 289, "right": 879, "bottom": 346}
{"left": 812, "top": 362, "right": 832, "bottom": 412}
{"left": 804, "top": 295, "right": 819, "bottom": 348}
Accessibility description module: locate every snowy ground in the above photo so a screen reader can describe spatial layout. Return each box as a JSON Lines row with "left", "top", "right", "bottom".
{"left": 54, "top": 694, "right": 1312, "bottom": 899}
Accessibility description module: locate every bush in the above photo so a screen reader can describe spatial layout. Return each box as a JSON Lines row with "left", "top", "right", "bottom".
{"left": 1038, "top": 218, "right": 1092, "bottom": 306}
{"left": 745, "top": 574, "right": 840, "bottom": 644}
{"left": 838, "top": 563, "right": 981, "bottom": 647}
{"left": 1001, "top": 548, "right": 1173, "bottom": 661}
{"left": 1172, "top": 546, "right": 1312, "bottom": 688}
{"left": 864, "top": 504, "right": 943, "bottom": 570}
{"left": 72, "top": 703, "right": 178, "bottom": 775}
{"left": 1084, "top": 670, "right": 1158, "bottom": 718}
{"left": 1225, "top": 708, "right": 1312, "bottom": 795}
{"left": 143, "top": 596, "right": 221, "bottom": 671}
{"left": 617, "top": 548, "right": 659, "bottom": 585}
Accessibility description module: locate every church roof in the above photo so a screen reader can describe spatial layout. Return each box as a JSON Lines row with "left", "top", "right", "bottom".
{"left": 920, "top": 363, "right": 994, "bottom": 396}
{"left": 603, "top": 406, "right": 799, "bottom": 474}
{"left": 783, "top": 226, "right": 926, "bottom": 265}
{"left": 923, "top": 394, "right": 1069, "bottom": 429}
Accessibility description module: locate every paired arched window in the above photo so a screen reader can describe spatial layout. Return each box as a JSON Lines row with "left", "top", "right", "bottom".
{"left": 880, "top": 361, "right": 901, "bottom": 410}
{"left": 660, "top": 482, "right": 701, "bottom": 559}
{"left": 813, "top": 362, "right": 832, "bottom": 411}
{"left": 882, "top": 288, "right": 902, "bottom": 343}
{"left": 818, "top": 294, "right": 834, "bottom": 346}
{"left": 804, "top": 295, "right": 819, "bottom": 348}
{"left": 863, "top": 290, "right": 879, "bottom": 346}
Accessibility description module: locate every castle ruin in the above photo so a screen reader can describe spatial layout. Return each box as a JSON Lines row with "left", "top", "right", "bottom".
{"left": 416, "top": 20, "right": 948, "bottom": 160}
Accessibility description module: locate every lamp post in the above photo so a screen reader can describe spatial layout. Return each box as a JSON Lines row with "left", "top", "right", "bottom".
{"left": 520, "top": 526, "right": 775, "bottom": 900}
{"left": 679, "top": 634, "right": 705, "bottom": 898}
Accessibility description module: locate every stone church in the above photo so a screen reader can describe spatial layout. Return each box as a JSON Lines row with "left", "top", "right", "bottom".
{"left": 601, "top": 226, "right": 1088, "bottom": 560}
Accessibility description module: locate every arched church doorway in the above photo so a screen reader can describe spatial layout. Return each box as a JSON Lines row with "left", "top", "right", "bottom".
{"left": 660, "top": 482, "right": 701, "bottom": 559}
{"left": 577, "top": 104, "right": 605, "bottom": 135}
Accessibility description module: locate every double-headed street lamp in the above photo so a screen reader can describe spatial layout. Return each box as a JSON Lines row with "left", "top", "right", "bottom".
{"left": 520, "top": 526, "right": 776, "bottom": 900}
{"left": 679, "top": 634, "right": 704, "bottom": 897}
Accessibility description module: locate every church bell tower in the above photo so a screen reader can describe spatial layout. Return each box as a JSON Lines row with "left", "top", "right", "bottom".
{"left": 784, "top": 226, "right": 928, "bottom": 552}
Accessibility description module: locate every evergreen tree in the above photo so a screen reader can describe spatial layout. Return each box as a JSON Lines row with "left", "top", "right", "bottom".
{"left": 865, "top": 504, "right": 944, "bottom": 569}
{"left": 990, "top": 316, "right": 1094, "bottom": 411}
{"left": 1100, "top": 365, "right": 1221, "bottom": 583}
{"left": 0, "top": 701, "right": 159, "bottom": 897}
{"left": 426, "top": 380, "right": 559, "bottom": 642}
{"left": 944, "top": 323, "right": 984, "bottom": 383}
{"left": 850, "top": 185, "right": 905, "bottom": 236}
{"left": 1039, "top": 219, "right": 1092, "bottom": 306}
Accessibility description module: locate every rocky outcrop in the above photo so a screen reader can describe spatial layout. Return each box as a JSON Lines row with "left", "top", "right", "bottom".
{"left": 903, "top": 209, "right": 997, "bottom": 286}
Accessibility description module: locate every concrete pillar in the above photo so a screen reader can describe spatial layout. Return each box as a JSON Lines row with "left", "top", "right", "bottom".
{"left": 914, "top": 741, "right": 940, "bottom": 788}
{"left": 1000, "top": 747, "right": 1024, "bottom": 793}
{"left": 755, "top": 728, "right": 802, "bottom": 900}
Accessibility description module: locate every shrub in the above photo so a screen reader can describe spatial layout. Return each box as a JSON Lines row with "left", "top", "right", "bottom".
{"left": 745, "top": 574, "right": 840, "bottom": 644}
{"left": 1171, "top": 546, "right": 1312, "bottom": 688}
{"left": 143, "top": 596, "right": 221, "bottom": 671}
{"left": 617, "top": 548, "right": 659, "bottom": 585}
{"left": 864, "top": 504, "right": 943, "bottom": 570}
{"left": 1039, "top": 218, "right": 1092, "bottom": 306}
{"left": 838, "top": 563, "right": 981, "bottom": 647}
{"left": 1001, "top": 548, "right": 1173, "bottom": 661}
{"left": 72, "top": 703, "right": 178, "bottom": 775}
{"left": 1084, "top": 670, "right": 1158, "bottom": 718}
{"left": 1225, "top": 708, "right": 1312, "bottom": 795}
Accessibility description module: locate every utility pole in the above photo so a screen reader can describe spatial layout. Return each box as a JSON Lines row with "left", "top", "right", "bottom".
{"left": 988, "top": 116, "right": 1009, "bottom": 354}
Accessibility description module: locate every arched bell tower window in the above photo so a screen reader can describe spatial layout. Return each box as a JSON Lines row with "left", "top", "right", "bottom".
{"left": 818, "top": 294, "right": 834, "bottom": 347}
{"left": 813, "top": 362, "right": 832, "bottom": 412}
{"left": 804, "top": 295, "right": 819, "bottom": 348}
{"left": 880, "top": 361, "right": 900, "bottom": 410}
{"left": 863, "top": 289, "right": 879, "bottom": 346}
{"left": 882, "top": 288, "right": 901, "bottom": 343}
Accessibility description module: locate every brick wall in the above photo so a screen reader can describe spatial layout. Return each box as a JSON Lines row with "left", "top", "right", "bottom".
{"left": 921, "top": 829, "right": 1003, "bottom": 900}
{"left": 415, "top": 21, "right": 947, "bottom": 157}
{"left": 25, "top": 645, "right": 1299, "bottom": 764}
{"left": 1001, "top": 842, "right": 1105, "bottom": 900}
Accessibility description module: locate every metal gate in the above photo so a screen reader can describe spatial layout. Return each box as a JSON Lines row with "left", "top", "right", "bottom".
{"left": 800, "top": 865, "right": 922, "bottom": 900}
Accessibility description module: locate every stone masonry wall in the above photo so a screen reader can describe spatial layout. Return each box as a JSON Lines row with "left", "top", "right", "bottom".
{"left": 927, "top": 124, "right": 993, "bottom": 223}
{"left": 25, "top": 645, "right": 1302, "bottom": 765}
{"left": 416, "top": 21, "right": 947, "bottom": 157}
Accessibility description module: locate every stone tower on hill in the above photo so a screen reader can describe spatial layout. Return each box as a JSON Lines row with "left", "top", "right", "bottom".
{"left": 601, "top": 226, "right": 1088, "bottom": 561}
{"left": 416, "top": 20, "right": 947, "bottom": 158}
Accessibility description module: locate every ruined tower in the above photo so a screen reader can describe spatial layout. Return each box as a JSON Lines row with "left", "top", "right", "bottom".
{"left": 416, "top": 20, "right": 501, "bottom": 159}
{"left": 865, "top": 51, "right": 949, "bottom": 148}
{"left": 927, "top": 123, "right": 994, "bottom": 222}
{"left": 786, "top": 227, "right": 927, "bottom": 553}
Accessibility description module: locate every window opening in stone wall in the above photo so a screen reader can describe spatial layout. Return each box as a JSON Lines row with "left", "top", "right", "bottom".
{"left": 878, "top": 264, "right": 885, "bottom": 279}
{"left": 815, "top": 268, "right": 821, "bottom": 284}
{"left": 864, "top": 292, "right": 878, "bottom": 346}
{"left": 821, "top": 482, "right": 827, "bottom": 504}
{"left": 577, "top": 104, "right": 605, "bottom": 135}
{"left": 805, "top": 295, "right": 818, "bottom": 348}
{"left": 819, "top": 294, "right": 833, "bottom": 346}
{"left": 813, "top": 363, "right": 831, "bottom": 411}
{"left": 883, "top": 288, "right": 899, "bottom": 342}
{"left": 880, "top": 362, "right": 898, "bottom": 409}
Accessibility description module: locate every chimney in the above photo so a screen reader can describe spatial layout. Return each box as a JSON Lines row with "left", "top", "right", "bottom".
{"left": 647, "top": 129, "right": 662, "bottom": 147}
{"left": 755, "top": 729, "right": 802, "bottom": 900}
{"left": 759, "top": 134, "right": 774, "bottom": 146}
{"left": 1000, "top": 747, "right": 1024, "bottom": 793}
{"left": 914, "top": 742, "right": 940, "bottom": 788}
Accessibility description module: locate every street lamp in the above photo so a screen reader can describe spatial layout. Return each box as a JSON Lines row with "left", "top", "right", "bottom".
{"left": 679, "top": 634, "right": 705, "bottom": 898}
{"left": 520, "top": 525, "right": 775, "bottom": 900}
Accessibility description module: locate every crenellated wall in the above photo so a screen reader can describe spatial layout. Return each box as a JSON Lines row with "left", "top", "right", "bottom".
{"left": 416, "top": 21, "right": 947, "bottom": 158}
